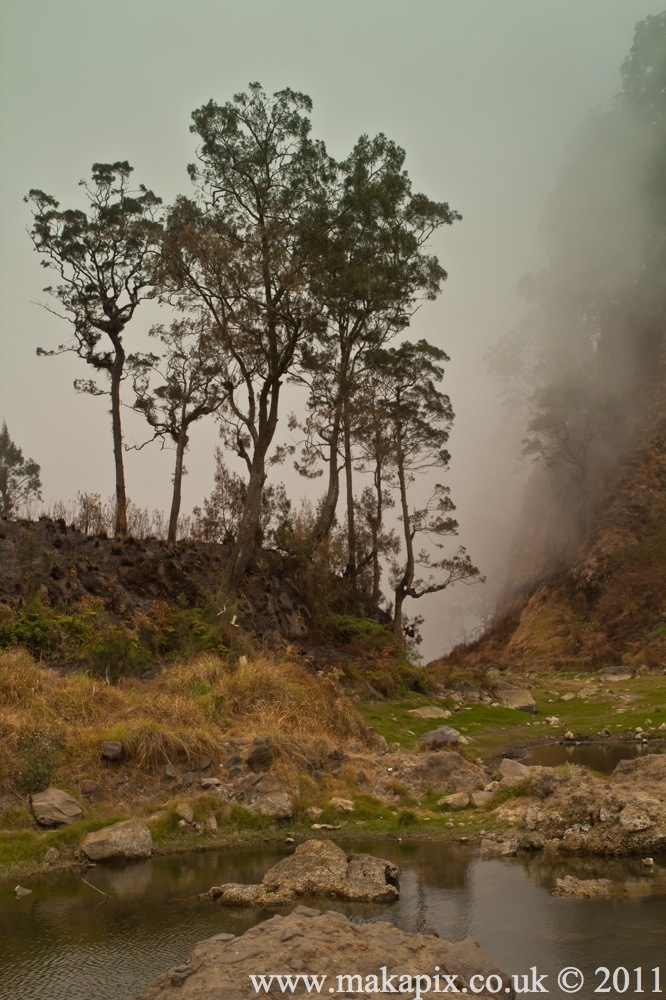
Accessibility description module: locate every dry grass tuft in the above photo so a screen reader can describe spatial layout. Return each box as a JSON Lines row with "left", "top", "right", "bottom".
{"left": 0, "top": 649, "right": 377, "bottom": 797}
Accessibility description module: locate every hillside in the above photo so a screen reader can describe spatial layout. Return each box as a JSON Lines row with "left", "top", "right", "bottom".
{"left": 438, "top": 364, "right": 666, "bottom": 675}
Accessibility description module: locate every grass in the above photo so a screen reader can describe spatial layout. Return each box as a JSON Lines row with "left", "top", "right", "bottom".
{"left": 0, "top": 648, "right": 378, "bottom": 798}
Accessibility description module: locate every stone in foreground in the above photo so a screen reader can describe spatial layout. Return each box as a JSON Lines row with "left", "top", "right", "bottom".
{"left": 133, "top": 906, "right": 511, "bottom": 1000}
{"left": 81, "top": 819, "right": 153, "bottom": 861}
{"left": 29, "top": 787, "right": 84, "bottom": 827}
{"left": 207, "top": 838, "right": 399, "bottom": 905}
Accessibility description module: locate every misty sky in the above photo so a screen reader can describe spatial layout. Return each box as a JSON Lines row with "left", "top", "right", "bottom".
{"left": 1, "top": 1, "right": 663, "bottom": 658}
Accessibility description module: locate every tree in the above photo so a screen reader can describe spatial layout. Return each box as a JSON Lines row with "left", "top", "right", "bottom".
{"left": 191, "top": 448, "right": 291, "bottom": 548}
{"left": 162, "top": 84, "right": 334, "bottom": 587}
{"left": 0, "top": 422, "right": 42, "bottom": 517}
{"left": 26, "top": 162, "right": 163, "bottom": 535}
{"left": 295, "top": 133, "right": 459, "bottom": 581}
{"left": 131, "top": 314, "right": 230, "bottom": 543}
{"left": 368, "top": 340, "right": 481, "bottom": 637}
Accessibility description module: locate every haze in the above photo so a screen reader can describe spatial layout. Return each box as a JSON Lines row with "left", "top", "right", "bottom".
{"left": 1, "top": 0, "right": 662, "bottom": 659}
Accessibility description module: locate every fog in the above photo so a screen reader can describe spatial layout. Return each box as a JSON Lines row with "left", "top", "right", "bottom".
{"left": 1, "top": 1, "right": 663, "bottom": 659}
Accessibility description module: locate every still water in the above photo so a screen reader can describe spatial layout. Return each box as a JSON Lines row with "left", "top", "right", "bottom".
{"left": 1, "top": 842, "right": 665, "bottom": 1000}
{"left": 521, "top": 742, "right": 666, "bottom": 773}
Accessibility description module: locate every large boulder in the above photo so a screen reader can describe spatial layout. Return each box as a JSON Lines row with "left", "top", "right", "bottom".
{"left": 133, "top": 907, "right": 510, "bottom": 1000}
{"left": 29, "top": 787, "right": 83, "bottom": 827}
{"left": 81, "top": 819, "right": 153, "bottom": 861}
{"left": 207, "top": 839, "right": 400, "bottom": 906}
{"left": 384, "top": 750, "right": 486, "bottom": 797}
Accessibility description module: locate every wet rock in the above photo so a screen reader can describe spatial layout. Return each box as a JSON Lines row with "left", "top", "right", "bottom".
{"left": 135, "top": 909, "right": 510, "bottom": 999}
{"left": 14, "top": 885, "right": 32, "bottom": 897}
{"left": 551, "top": 876, "right": 612, "bottom": 897}
{"left": 101, "top": 740, "right": 123, "bottom": 761}
{"left": 207, "top": 839, "right": 399, "bottom": 906}
{"left": 29, "top": 788, "right": 84, "bottom": 827}
{"left": 81, "top": 819, "right": 153, "bottom": 861}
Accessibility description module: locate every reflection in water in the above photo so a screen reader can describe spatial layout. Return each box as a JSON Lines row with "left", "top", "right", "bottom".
{"left": 521, "top": 741, "right": 665, "bottom": 773}
{"left": 0, "top": 842, "right": 664, "bottom": 1000}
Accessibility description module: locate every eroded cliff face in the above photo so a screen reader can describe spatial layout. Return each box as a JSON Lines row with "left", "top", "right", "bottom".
{"left": 440, "top": 365, "right": 666, "bottom": 674}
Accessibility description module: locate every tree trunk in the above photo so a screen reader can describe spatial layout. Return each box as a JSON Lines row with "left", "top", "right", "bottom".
{"left": 227, "top": 451, "right": 266, "bottom": 589}
{"left": 110, "top": 334, "right": 128, "bottom": 536}
{"left": 313, "top": 405, "right": 341, "bottom": 543}
{"left": 393, "top": 419, "right": 413, "bottom": 638}
{"left": 168, "top": 427, "right": 189, "bottom": 544}
{"left": 342, "top": 394, "right": 357, "bottom": 587}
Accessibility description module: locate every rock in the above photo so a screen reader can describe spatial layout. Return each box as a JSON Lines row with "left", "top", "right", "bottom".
{"left": 497, "top": 688, "right": 536, "bottom": 713}
{"left": 197, "top": 757, "right": 212, "bottom": 771}
{"left": 176, "top": 803, "right": 194, "bottom": 824}
{"left": 306, "top": 806, "right": 323, "bottom": 818}
{"left": 329, "top": 796, "right": 354, "bottom": 812}
{"left": 29, "top": 788, "right": 84, "bottom": 827}
{"left": 619, "top": 805, "right": 653, "bottom": 831}
{"left": 134, "top": 907, "right": 511, "bottom": 1000}
{"left": 311, "top": 822, "right": 343, "bottom": 830}
{"left": 253, "top": 790, "right": 294, "bottom": 819}
{"left": 499, "top": 758, "right": 532, "bottom": 784}
{"left": 14, "top": 885, "right": 32, "bottom": 897}
{"left": 551, "top": 876, "right": 612, "bottom": 897}
{"left": 599, "top": 727, "right": 612, "bottom": 737}
{"left": 209, "top": 839, "right": 399, "bottom": 906}
{"left": 184, "top": 771, "right": 195, "bottom": 787}
{"left": 164, "top": 763, "right": 177, "bottom": 779}
{"left": 222, "top": 754, "right": 242, "bottom": 770}
{"left": 480, "top": 836, "right": 519, "bottom": 858}
{"left": 600, "top": 667, "right": 634, "bottom": 681}
{"left": 407, "top": 706, "right": 452, "bottom": 719}
{"left": 200, "top": 777, "right": 221, "bottom": 790}
{"left": 438, "top": 791, "right": 470, "bottom": 810}
{"left": 470, "top": 790, "right": 493, "bottom": 807}
{"left": 80, "top": 779, "right": 104, "bottom": 802}
{"left": 43, "top": 847, "right": 60, "bottom": 863}
{"left": 101, "top": 740, "right": 123, "bottom": 761}
{"left": 246, "top": 736, "right": 273, "bottom": 772}
{"left": 385, "top": 750, "right": 486, "bottom": 797}
{"left": 561, "top": 692, "right": 575, "bottom": 702}
{"left": 417, "top": 725, "right": 461, "bottom": 749}
{"left": 205, "top": 815, "right": 218, "bottom": 833}
{"left": 81, "top": 819, "right": 153, "bottom": 862}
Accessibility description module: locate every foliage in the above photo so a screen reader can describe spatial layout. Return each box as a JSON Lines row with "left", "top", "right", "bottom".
{"left": 0, "top": 422, "right": 42, "bottom": 517}
{"left": 26, "top": 162, "right": 163, "bottom": 535}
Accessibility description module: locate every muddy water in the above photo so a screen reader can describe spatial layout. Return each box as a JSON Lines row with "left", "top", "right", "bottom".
{"left": 2, "top": 842, "right": 665, "bottom": 1000}
{"left": 521, "top": 741, "right": 666, "bottom": 773}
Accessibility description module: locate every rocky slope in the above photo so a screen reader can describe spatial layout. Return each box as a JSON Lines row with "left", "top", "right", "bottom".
{"left": 438, "top": 372, "right": 666, "bottom": 675}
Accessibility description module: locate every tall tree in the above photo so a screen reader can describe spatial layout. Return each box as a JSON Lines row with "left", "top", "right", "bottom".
{"left": 163, "top": 84, "right": 334, "bottom": 587}
{"left": 0, "top": 422, "right": 42, "bottom": 517}
{"left": 369, "top": 340, "right": 480, "bottom": 637}
{"left": 26, "top": 162, "right": 163, "bottom": 535}
{"left": 131, "top": 314, "right": 230, "bottom": 543}
{"left": 296, "top": 134, "right": 459, "bottom": 582}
